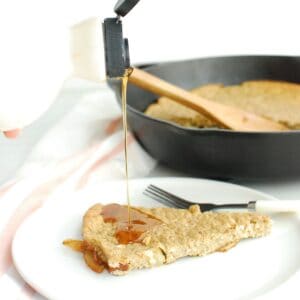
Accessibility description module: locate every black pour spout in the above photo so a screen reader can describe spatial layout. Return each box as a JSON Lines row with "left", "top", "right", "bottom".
{"left": 103, "top": 0, "right": 140, "bottom": 78}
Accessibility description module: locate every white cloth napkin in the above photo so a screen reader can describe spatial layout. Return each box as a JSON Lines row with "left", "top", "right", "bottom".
{"left": 0, "top": 81, "right": 156, "bottom": 299}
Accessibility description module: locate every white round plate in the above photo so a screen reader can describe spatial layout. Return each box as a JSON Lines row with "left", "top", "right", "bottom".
{"left": 12, "top": 177, "right": 300, "bottom": 300}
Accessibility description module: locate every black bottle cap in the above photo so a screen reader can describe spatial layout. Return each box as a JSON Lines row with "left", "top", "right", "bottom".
{"left": 114, "top": 0, "right": 140, "bottom": 17}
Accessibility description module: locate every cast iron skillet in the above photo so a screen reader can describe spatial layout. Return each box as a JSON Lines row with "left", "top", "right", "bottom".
{"left": 109, "top": 56, "right": 300, "bottom": 181}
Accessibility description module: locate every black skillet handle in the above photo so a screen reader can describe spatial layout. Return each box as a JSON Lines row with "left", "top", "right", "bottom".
{"left": 114, "top": 0, "right": 140, "bottom": 17}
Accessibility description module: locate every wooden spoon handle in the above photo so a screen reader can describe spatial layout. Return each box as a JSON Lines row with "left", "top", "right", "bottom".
{"left": 128, "top": 68, "right": 288, "bottom": 132}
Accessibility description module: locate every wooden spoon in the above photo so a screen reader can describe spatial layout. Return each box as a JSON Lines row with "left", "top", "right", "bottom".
{"left": 128, "top": 68, "right": 288, "bottom": 131}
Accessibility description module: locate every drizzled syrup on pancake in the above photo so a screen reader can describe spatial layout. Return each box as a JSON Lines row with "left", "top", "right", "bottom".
{"left": 101, "top": 203, "right": 161, "bottom": 244}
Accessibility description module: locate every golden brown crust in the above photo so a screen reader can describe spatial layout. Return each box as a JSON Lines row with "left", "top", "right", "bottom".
{"left": 217, "top": 240, "right": 240, "bottom": 252}
{"left": 82, "top": 204, "right": 272, "bottom": 275}
{"left": 145, "top": 80, "right": 300, "bottom": 129}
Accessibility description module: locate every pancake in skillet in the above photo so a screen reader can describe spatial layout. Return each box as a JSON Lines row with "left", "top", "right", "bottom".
{"left": 145, "top": 80, "right": 300, "bottom": 129}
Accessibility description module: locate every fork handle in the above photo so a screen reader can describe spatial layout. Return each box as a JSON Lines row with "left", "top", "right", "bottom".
{"left": 254, "top": 200, "right": 300, "bottom": 213}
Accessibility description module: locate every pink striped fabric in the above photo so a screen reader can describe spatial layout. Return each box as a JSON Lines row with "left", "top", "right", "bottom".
{"left": 76, "top": 134, "right": 134, "bottom": 189}
{"left": 0, "top": 174, "right": 77, "bottom": 277}
{"left": 0, "top": 78, "right": 159, "bottom": 300}
{"left": 0, "top": 123, "right": 142, "bottom": 300}
{"left": 17, "top": 284, "right": 36, "bottom": 300}
{"left": 0, "top": 180, "right": 18, "bottom": 198}
{"left": 0, "top": 140, "right": 113, "bottom": 280}
{"left": 105, "top": 116, "right": 122, "bottom": 135}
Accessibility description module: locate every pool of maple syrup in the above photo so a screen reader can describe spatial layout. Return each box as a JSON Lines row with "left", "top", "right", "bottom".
{"left": 101, "top": 203, "right": 161, "bottom": 244}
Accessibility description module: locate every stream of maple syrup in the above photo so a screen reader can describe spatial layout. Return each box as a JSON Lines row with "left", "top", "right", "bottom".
{"left": 63, "top": 70, "right": 162, "bottom": 273}
{"left": 103, "top": 69, "right": 162, "bottom": 245}
{"left": 121, "top": 69, "right": 131, "bottom": 225}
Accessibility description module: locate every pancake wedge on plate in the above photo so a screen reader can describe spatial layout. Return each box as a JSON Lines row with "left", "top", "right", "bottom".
{"left": 64, "top": 203, "right": 272, "bottom": 275}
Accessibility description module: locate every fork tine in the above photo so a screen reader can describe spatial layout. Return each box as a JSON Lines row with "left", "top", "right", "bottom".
{"left": 143, "top": 191, "right": 181, "bottom": 208}
{"left": 147, "top": 185, "right": 192, "bottom": 208}
{"left": 143, "top": 189, "right": 187, "bottom": 209}
{"left": 143, "top": 191, "right": 179, "bottom": 208}
{"left": 145, "top": 186, "right": 189, "bottom": 209}
{"left": 145, "top": 187, "right": 187, "bottom": 209}
{"left": 144, "top": 190, "right": 187, "bottom": 209}
{"left": 148, "top": 185, "right": 191, "bottom": 203}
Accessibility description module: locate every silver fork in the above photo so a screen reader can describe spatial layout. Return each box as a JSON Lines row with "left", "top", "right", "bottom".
{"left": 144, "top": 184, "right": 252, "bottom": 211}
{"left": 143, "top": 184, "right": 300, "bottom": 213}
